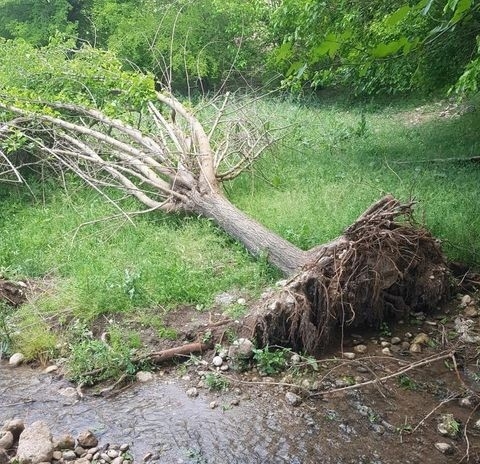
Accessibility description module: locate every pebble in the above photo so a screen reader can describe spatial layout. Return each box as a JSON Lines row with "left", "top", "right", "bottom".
{"left": 356, "top": 366, "right": 369, "bottom": 373}
{"left": 434, "top": 442, "right": 454, "bottom": 455}
{"left": 473, "top": 419, "right": 480, "bottom": 430}
{"left": 100, "top": 452, "right": 113, "bottom": 462}
{"left": 8, "top": 352, "right": 25, "bottom": 367}
{"left": 353, "top": 344, "right": 368, "bottom": 354}
{"left": 230, "top": 398, "right": 240, "bottom": 406}
{"left": 290, "top": 354, "right": 301, "bottom": 364}
{"left": 381, "top": 347, "right": 392, "bottom": 356}
{"left": 285, "top": 391, "right": 302, "bottom": 406}
{"left": 62, "top": 450, "right": 77, "bottom": 461}
{"left": 186, "top": 387, "right": 198, "bottom": 398}
{"left": 409, "top": 343, "right": 422, "bottom": 354}
{"left": 459, "top": 397, "right": 472, "bottom": 408}
{"left": 209, "top": 401, "right": 217, "bottom": 409}
{"left": 0, "top": 431, "right": 13, "bottom": 450}
{"left": 59, "top": 387, "right": 78, "bottom": 398}
{"left": 460, "top": 294, "right": 472, "bottom": 307}
{"left": 212, "top": 356, "right": 223, "bottom": 367}
{"left": 380, "top": 341, "right": 390, "bottom": 348}
{"left": 400, "top": 341, "right": 411, "bottom": 351}
{"left": 342, "top": 352, "right": 356, "bottom": 360}
{"left": 120, "top": 444, "right": 129, "bottom": 452}
{"left": 237, "top": 297, "right": 246, "bottom": 305}
{"left": 136, "top": 371, "right": 154, "bottom": 382}
{"left": 43, "top": 365, "right": 58, "bottom": 374}
{"left": 391, "top": 337, "right": 401, "bottom": 345}
{"left": 77, "top": 430, "right": 99, "bottom": 448}
{"left": 412, "top": 333, "right": 430, "bottom": 345}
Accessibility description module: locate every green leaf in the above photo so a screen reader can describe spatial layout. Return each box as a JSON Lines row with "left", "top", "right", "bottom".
{"left": 451, "top": 0, "right": 473, "bottom": 23}
{"left": 275, "top": 41, "right": 293, "bottom": 63}
{"left": 371, "top": 39, "right": 407, "bottom": 58}
{"left": 384, "top": 5, "right": 410, "bottom": 28}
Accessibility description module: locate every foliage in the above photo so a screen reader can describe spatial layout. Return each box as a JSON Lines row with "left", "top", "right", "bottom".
{"left": 204, "top": 372, "right": 230, "bottom": 391}
{"left": 269, "top": 0, "right": 480, "bottom": 94}
{"left": 253, "top": 345, "right": 291, "bottom": 375}
{"left": 0, "top": 0, "right": 76, "bottom": 46}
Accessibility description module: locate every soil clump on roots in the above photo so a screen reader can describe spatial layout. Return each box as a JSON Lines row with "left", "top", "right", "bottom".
{"left": 243, "top": 195, "right": 451, "bottom": 354}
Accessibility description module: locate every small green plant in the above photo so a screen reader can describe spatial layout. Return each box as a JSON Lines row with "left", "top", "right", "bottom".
{"left": 253, "top": 345, "right": 290, "bottom": 375}
{"left": 0, "top": 302, "right": 12, "bottom": 358}
{"left": 379, "top": 322, "right": 392, "bottom": 337}
{"left": 398, "top": 375, "right": 418, "bottom": 391}
{"left": 204, "top": 373, "right": 229, "bottom": 391}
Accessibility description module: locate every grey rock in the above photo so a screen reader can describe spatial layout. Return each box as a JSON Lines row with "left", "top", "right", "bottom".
{"left": 9, "top": 352, "right": 25, "bottom": 367}
{"left": 54, "top": 434, "right": 75, "bottom": 450}
{"left": 209, "top": 401, "right": 217, "bottom": 409}
{"left": 77, "top": 430, "right": 98, "bottom": 448}
{"left": 0, "top": 431, "right": 13, "bottom": 450}
{"left": 112, "top": 457, "right": 124, "bottom": 464}
{"left": 459, "top": 397, "right": 473, "bottom": 408}
{"left": 437, "top": 413, "right": 460, "bottom": 438}
{"left": 107, "top": 449, "right": 119, "bottom": 458}
{"left": 74, "top": 458, "right": 91, "bottom": 464}
{"left": 381, "top": 347, "right": 392, "bottom": 356}
{"left": 434, "top": 442, "right": 454, "bottom": 455}
{"left": 342, "top": 352, "right": 356, "bottom": 360}
{"left": 52, "top": 451, "right": 62, "bottom": 460}
{"left": 228, "top": 338, "right": 254, "bottom": 360}
{"left": 120, "top": 444, "right": 129, "bottom": 452}
{"left": 412, "top": 333, "right": 430, "bottom": 345}
{"left": 135, "top": 371, "right": 154, "bottom": 382}
{"left": 391, "top": 337, "right": 401, "bottom": 345}
{"left": 473, "top": 418, "right": 480, "bottom": 430}
{"left": 371, "top": 424, "right": 385, "bottom": 435}
{"left": 2, "top": 418, "right": 25, "bottom": 440}
{"left": 186, "top": 387, "right": 198, "bottom": 398}
{"left": 62, "top": 450, "right": 77, "bottom": 461}
{"left": 285, "top": 391, "right": 302, "bottom": 406}
{"left": 100, "top": 452, "right": 112, "bottom": 462}
{"left": 43, "top": 365, "right": 58, "bottom": 374}
{"left": 16, "top": 421, "right": 54, "bottom": 464}
{"left": 59, "top": 387, "right": 78, "bottom": 398}
{"left": 74, "top": 445, "right": 86, "bottom": 456}
{"left": 212, "top": 356, "right": 223, "bottom": 367}
{"left": 460, "top": 294, "right": 472, "bottom": 307}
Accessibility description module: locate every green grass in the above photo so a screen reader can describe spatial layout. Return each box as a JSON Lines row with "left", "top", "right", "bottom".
{"left": 0, "top": 95, "right": 479, "bottom": 371}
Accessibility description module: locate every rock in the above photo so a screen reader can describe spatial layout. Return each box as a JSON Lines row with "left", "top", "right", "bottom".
{"left": 52, "top": 451, "right": 62, "bottom": 460}
{"left": 186, "top": 387, "right": 198, "bottom": 398}
{"left": 43, "top": 365, "right": 58, "bottom": 374}
{"left": 400, "top": 341, "right": 411, "bottom": 351}
{"left": 381, "top": 347, "right": 392, "bottom": 356}
{"left": 228, "top": 338, "right": 254, "bottom": 360}
{"left": 353, "top": 344, "right": 368, "bottom": 354}
{"left": 54, "top": 434, "right": 75, "bottom": 450}
{"left": 9, "top": 352, "right": 25, "bottom": 367}
{"left": 2, "top": 418, "right": 25, "bottom": 440}
{"left": 412, "top": 333, "right": 430, "bottom": 345}
{"left": 212, "top": 356, "right": 223, "bottom": 367}
{"left": 107, "top": 449, "right": 119, "bottom": 458}
{"left": 391, "top": 337, "right": 401, "bottom": 345}
{"left": 380, "top": 341, "right": 390, "bottom": 348}
{"left": 285, "top": 391, "right": 302, "bottom": 406}
{"left": 434, "top": 442, "right": 454, "bottom": 455}
{"left": 209, "top": 401, "right": 217, "bottom": 409}
{"left": 404, "top": 332, "right": 413, "bottom": 339}
{"left": 74, "top": 459, "right": 91, "bottom": 464}
{"left": 437, "top": 413, "right": 460, "bottom": 438}
{"left": 459, "top": 397, "right": 472, "bottom": 408}
{"left": 135, "top": 371, "right": 154, "bottom": 382}
{"left": 16, "top": 421, "right": 54, "bottom": 464}
{"left": 371, "top": 424, "right": 385, "bottom": 435}
{"left": 230, "top": 398, "right": 240, "bottom": 406}
{"left": 409, "top": 343, "right": 422, "bottom": 354}
{"left": 473, "top": 419, "right": 480, "bottom": 430}
{"left": 290, "top": 354, "right": 301, "bottom": 364}
{"left": 460, "top": 294, "right": 472, "bottom": 307}
{"left": 464, "top": 307, "right": 478, "bottom": 318}
{"left": 0, "top": 431, "right": 13, "bottom": 450}
{"left": 62, "top": 450, "right": 77, "bottom": 461}
{"left": 112, "top": 457, "right": 124, "bottom": 464}
{"left": 77, "top": 430, "right": 98, "bottom": 448}
{"left": 237, "top": 297, "right": 246, "bottom": 305}
{"left": 342, "top": 352, "right": 356, "bottom": 360}
{"left": 100, "top": 452, "right": 112, "bottom": 462}
{"left": 0, "top": 449, "right": 8, "bottom": 464}
{"left": 120, "top": 444, "right": 129, "bottom": 452}
{"left": 74, "top": 445, "right": 85, "bottom": 456}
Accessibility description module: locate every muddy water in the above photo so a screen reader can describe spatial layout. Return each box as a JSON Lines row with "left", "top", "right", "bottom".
{"left": 1, "top": 362, "right": 329, "bottom": 463}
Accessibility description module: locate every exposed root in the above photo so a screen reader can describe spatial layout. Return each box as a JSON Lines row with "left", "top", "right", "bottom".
{"left": 243, "top": 195, "right": 451, "bottom": 354}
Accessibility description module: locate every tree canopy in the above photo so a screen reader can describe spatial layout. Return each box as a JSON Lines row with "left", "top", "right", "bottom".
{"left": 0, "top": 0, "right": 478, "bottom": 95}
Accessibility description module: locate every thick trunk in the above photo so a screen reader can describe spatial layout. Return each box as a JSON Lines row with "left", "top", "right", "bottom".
{"left": 188, "top": 190, "right": 308, "bottom": 276}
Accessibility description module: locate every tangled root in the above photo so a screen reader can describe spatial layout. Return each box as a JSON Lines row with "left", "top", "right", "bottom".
{"left": 243, "top": 196, "right": 450, "bottom": 354}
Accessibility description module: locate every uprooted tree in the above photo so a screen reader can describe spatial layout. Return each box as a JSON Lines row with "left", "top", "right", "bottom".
{"left": 0, "top": 45, "right": 451, "bottom": 355}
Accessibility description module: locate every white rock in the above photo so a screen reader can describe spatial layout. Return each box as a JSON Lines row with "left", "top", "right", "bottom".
{"left": 461, "top": 294, "right": 473, "bottom": 307}
{"left": 381, "top": 347, "right": 392, "bottom": 356}
{"left": 434, "top": 442, "right": 454, "bottom": 455}
{"left": 0, "top": 431, "right": 13, "bottom": 450}
{"left": 391, "top": 337, "right": 401, "bottom": 345}
{"left": 136, "top": 371, "right": 154, "bottom": 382}
{"left": 186, "top": 387, "right": 198, "bottom": 398}
{"left": 209, "top": 401, "right": 217, "bottom": 409}
{"left": 290, "top": 354, "right": 301, "bottom": 364}
{"left": 58, "top": 387, "right": 78, "bottom": 398}
{"left": 9, "top": 352, "right": 25, "bottom": 367}
{"left": 212, "top": 356, "right": 223, "bottom": 367}
{"left": 412, "top": 333, "right": 430, "bottom": 345}
{"left": 236, "top": 298, "right": 246, "bottom": 305}
{"left": 342, "top": 352, "right": 356, "bottom": 360}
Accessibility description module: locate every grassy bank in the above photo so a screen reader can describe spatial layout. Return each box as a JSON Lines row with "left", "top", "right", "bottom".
{"left": 0, "top": 95, "right": 478, "bottom": 379}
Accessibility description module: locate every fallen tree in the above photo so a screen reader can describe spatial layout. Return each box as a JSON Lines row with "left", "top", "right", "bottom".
{"left": 0, "top": 91, "right": 451, "bottom": 354}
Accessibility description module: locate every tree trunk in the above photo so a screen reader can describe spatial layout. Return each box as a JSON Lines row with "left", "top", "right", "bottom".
{"left": 188, "top": 190, "right": 308, "bottom": 275}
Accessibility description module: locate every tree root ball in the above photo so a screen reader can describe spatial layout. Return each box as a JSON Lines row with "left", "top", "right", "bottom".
{"left": 242, "top": 196, "right": 450, "bottom": 354}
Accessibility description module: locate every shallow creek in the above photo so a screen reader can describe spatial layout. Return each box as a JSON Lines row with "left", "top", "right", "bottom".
{"left": 0, "top": 360, "right": 466, "bottom": 463}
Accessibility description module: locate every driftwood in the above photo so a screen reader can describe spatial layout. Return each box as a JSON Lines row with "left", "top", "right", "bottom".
{"left": 241, "top": 195, "right": 451, "bottom": 354}
{"left": 143, "top": 342, "right": 209, "bottom": 364}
